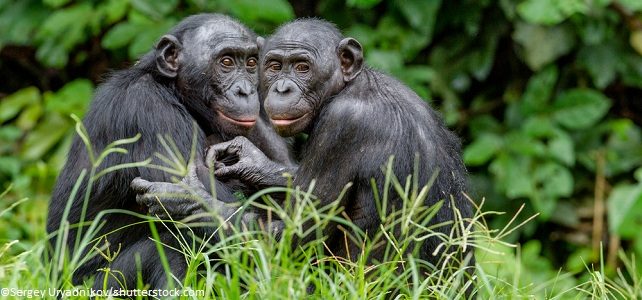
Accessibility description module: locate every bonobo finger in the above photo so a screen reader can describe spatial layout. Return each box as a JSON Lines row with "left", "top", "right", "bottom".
{"left": 214, "top": 165, "right": 240, "bottom": 179}
{"left": 206, "top": 140, "right": 236, "bottom": 160}
{"left": 131, "top": 177, "right": 152, "bottom": 193}
{"left": 148, "top": 204, "right": 168, "bottom": 216}
{"left": 136, "top": 193, "right": 152, "bottom": 206}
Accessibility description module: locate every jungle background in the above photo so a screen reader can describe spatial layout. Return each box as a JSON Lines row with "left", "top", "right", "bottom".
{"left": 1, "top": 0, "right": 642, "bottom": 295}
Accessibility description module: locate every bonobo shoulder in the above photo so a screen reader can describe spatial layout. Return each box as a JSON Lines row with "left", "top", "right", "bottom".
{"left": 322, "top": 96, "right": 371, "bottom": 127}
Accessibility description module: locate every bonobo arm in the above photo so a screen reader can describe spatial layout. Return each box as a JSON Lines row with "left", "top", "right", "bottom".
{"left": 130, "top": 163, "right": 283, "bottom": 237}
{"left": 209, "top": 136, "right": 298, "bottom": 189}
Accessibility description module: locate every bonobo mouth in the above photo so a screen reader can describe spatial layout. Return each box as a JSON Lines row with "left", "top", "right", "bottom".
{"left": 217, "top": 110, "right": 257, "bottom": 128}
{"left": 270, "top": 113, "right": 308, "bottom": 127}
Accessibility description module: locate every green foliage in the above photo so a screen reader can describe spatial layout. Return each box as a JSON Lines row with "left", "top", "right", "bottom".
{"left": 1, "top": 0, "right": 642, "bottom": 295}
{"left": 608, "top": 168, "right": 642, "bottom": 238}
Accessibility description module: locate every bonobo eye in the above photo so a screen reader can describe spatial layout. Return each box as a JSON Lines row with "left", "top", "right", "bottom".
{"left": 267, "top": 61, "right": 282, "bottom": 72}
{"left": 220, "top": 57, "right": 234, "bottom": 67}
{"left": 246, "top": 58, "right": 257, "bottom": 69}
{"left": 295, "top": 62, "right": 310, "bottom": 73}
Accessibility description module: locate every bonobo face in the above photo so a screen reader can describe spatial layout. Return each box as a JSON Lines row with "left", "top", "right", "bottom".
{"left": 155, "top": 16, "right": 261, "bottom": 136}
{"left": 260, "top": 21, "right": 363, "bottom": 137}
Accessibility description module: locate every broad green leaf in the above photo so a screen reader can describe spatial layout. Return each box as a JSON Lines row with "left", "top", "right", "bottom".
{"left": 395, "top": 66, "right": 434, "bottom": 99}
{"left": 102, "top": 22, "right": 144, "bottom": 50}
{"left": 366, "top": 50, "right": 404, "bottom": 72}
{"left": 513, "top": 22, "right": 575, "bottom": 71}
{"left": 36, "top": 3, "right": 92, "bottom": 41}
{"left": 522, "top": 116, "right": 557, "bottom": 138}
{"left": 607, "top": 182, "right": 642, "bottom": 238}
{"left": 128, "top": 9, "right": 155, "bottom": 25}
{"left": 44, "top": 79, "right": 93, "bottom": 116}
{"left": 534, "top": 163, "right": 574, "bottom": 198}
{"left": 36, "top": 40, "right": 68, "bottom": 69}
{"left": 517, "top": 0, "right": 587, "bottom": 25}
{"left": 21, "top": 114, "right": 70, "bottom": 161}
{"left": 552, "top": 88, "right": 611, "bottom": 130}
{"left": 517, "top": 0, "right": 565, "bottom": 25}
{"left": 131, "top": 0, "right": 177, "bottom": 19}
{"left": 399, "top": 66, "right": 434, "bottom": 83}
{"left": 464, "top": 134, "right": 503, "bottom": 166}
{"left": 490, "top": 154, "right": 533, "bottom": 198}
{"left": 530, "top": 162, "right": 573, "bottom": 218}
{"left": 604, "top": 119, "right": 642, "bottom": 176}
{"left": 374, "top": 15, "right": 430, "bottom": 59}
{"left": 577, "top": 44, "right": 618, "bottom": 89}
{"left": 505, "top": 132, "right": 546, "bottom": 157}
{"left": 0, "top": 126, "right": 22, "bottom": 144}
{"left": 556, "top": 0, "right": 589, "bottom": 16}
{"left": 0, "top": 87, "right": 40, "bottom": 123}
{"left": 346, "top": 24, "right": 377, "bottom": 50}
{"left": 100, "top": 0, "right": 129, "bottom": 24}
{"left": 469, "top": 115, "right": 501, "bottom": 138}
{"left": 16, "top": 104, "right": 43, "bottom": 132}
{"left": 0, "top": 157, "right": 20, "bottom": 177}
{"left": 128, "top": 21, "right": 175, "bottom": 59}
{"left": 548, "top": 130, "right": 575, "bottom": 166}
{"left": 520, "top": 65, "right": 558, "bottom": 115}
{"left": 398, "top": 0, "right": 441, "bottom": 38}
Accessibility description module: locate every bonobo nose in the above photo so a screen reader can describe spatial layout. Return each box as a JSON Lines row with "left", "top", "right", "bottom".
{"left": 273, "top": 79, "right": 294, "bottom": 95}
{"left": 233, "top": 80, "right": 255, "bottom": 97}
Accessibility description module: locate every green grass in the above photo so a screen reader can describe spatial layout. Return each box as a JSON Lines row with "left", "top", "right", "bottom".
{"left": 2, "top": 173, "right": 641, "bottom": 299}
{"left": 1, "top": 121, "right": 641, "bottom": 299}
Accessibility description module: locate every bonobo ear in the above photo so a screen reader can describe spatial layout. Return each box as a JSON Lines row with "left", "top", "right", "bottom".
{"left": 155, "top": 34, "right": 182, "bottom": 78}
{"left": 336, "top": 37, "right": 363, "bottom": 82}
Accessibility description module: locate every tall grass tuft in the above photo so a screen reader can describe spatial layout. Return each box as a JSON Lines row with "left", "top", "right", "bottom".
{"left": 1, "top": 118, "right": 641, "bottom": 299}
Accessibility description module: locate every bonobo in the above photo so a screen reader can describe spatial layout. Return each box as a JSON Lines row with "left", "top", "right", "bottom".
{"left": 136, "top": 19, "right": 472, "bottom": 273}
{"left": 47, "top": 14, "right": 291, "bottom": 290}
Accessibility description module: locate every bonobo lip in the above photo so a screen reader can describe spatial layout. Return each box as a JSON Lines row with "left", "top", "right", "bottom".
{"left": 270, "top": 113, "right": 308, "bottom": 127}
{"left": 217, "top": 110, "right": 257, "bottom": 128}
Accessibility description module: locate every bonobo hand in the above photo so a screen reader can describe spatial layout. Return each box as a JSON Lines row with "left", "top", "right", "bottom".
{"left": 131, "top": 163, "right": 228, "bottom": 220}
{"left": 131, "top": 163, "right": 285, "bottom": 237}
{"left": 207, "top": 136, "right": 297, "bottom": 188}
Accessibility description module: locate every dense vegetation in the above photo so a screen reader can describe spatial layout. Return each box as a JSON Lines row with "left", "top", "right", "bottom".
{"left": 1, "top": 0, "right": 642, "bottom": 298}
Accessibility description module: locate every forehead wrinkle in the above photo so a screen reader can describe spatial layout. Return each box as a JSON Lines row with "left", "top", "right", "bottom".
{"left": 268, "top": 41, "right": 320, "bottom": 59}
{"left": 212, "top": 43, "right": 258, "bottom": 56}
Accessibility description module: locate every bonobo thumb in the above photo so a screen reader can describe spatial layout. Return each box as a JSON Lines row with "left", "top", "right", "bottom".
{"left": 130, "top": 177, "right": 152, "bottom": 193}
{"left": 205, "top": 140, "right": 235, "bottom": 169}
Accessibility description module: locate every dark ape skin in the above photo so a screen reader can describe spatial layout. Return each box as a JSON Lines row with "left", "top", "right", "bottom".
{"left": 46, "top": 14, "right": 292, "bottom": 290}
{"left": 136, "top": 19, "right": 473, "bottom": 285}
